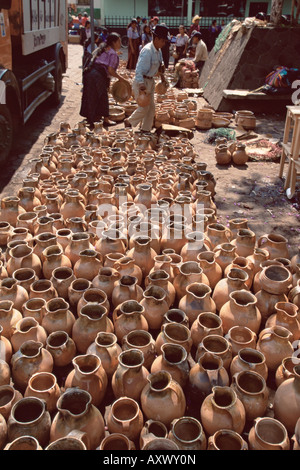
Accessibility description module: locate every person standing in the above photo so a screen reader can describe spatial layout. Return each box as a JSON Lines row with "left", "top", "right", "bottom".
{"left": 127, "top": 19, "right": 140, "bottom": 70}
{"left": 80, "top": 33, "right": 129, "bottom": 129}
{"left": 174, "top": 25, "right": 189, "bottom": 67}
{"left": 208, "top": 20, "right": 221, "bottom": 49}
{"left": 192, "top": 31, "right": 208, "bottom": 75}
{"left": 141, "top": 25, "right": 152, "bottom": 49}
{"left": 124, "top": 24, "right": 169, "bottom": 132}
{"left": 188, "top": 15, "right": 201, "bottom": 37}
{"left": 160, "top": 22, "right": 170, "bottom": 69}
{"left": 140, "top": 18, "right": 148, "bottom": 36}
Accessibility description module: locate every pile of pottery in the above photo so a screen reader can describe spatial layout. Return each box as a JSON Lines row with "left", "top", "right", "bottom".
{"left": 215, "top": 138, "right": 249, "bottom": 166}
{"left": 155, "top": 91, "right": 197, "bottom": 129}
{"left": 0, "top": 121, "right": 299, "bottom": 451}
{"left": 174, "top": 60, "right": 199, "bottom": 89}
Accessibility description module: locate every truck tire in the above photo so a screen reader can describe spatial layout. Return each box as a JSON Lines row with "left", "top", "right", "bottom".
{"left": 0, "top": 104, "right": 13, "bottom": 166}
{"left": 49, "top": 59, "right": 63, "bottom": 106}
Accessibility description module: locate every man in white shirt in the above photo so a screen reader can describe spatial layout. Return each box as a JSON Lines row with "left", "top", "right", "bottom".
{"left": 124, "top": 24, "right": 169, "bottom": 132}
{"left": 192, "top": 31, "right": 208, "bottom": 75}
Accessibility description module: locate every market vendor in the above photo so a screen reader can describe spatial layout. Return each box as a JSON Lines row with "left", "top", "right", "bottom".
{"left": 192, "top": 31, "right": 208, "bottom": 75}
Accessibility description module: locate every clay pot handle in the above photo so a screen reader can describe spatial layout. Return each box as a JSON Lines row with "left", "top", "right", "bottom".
{"left": 67, "top": 430, "right": 90, "bottom": 449}
{"left": 259, "top": 328, "right": 274, "bottom": 341}
{"left": 257, "top": 235, "right": 269, "bottom": 247}
{"left": 289, "top": 285, "right": 300, "bottom": 303}
{"left": 122, "top": 420, "right": 131, "bottom": 432}
{"left": 206, "top": 368, "right": 220, "bottom": 387}
{"left": 225, "top": 228, "right": 232, "bottom": 240}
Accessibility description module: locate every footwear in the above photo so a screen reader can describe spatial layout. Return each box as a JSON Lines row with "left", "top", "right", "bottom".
{"left": 103, "top": 119, "right": 116, "bottom": 127}
{"left": 124, "top": 118, "right": 132, "bottom": 128}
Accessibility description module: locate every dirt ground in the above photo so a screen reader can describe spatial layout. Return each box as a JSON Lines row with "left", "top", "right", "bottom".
{"left": 0, "top": 44, "right": 299, "bottom": 256}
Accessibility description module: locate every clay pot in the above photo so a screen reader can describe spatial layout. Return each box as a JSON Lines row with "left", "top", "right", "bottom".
{"left": 273, "top": 364, "right": 300, "bottom": 434}
{"left": 163, "top": 309, "right": 189, "bottom": 328}
{"left": 0, "top": 278, "right": 29, "bottom": 312}
{"left": 155, "top": 322, "right": 193, "bottom": 355}
{"left": 266, "top": 301, "right": 300, "bottom": 341}
{"left": 113, "top": 256, "right": 143, "bottom": 286}
{"left": 214, "top": 243, "right": 237, "bottom": 272}
{"left": 197, "top": 251, "right": 223, "bottom": 289}
{"left": 68, "top": 278, "right": 92, "bottom": 309}
{"left": 180, "top": 231, "right": 210, "bottom": 263}
{"left": 224, "top": 256, "right": 254, "bottom": 289}
{"left": 112, "top": 275, "right": 143, "bottom": 308}
{"left": 168, "top": 417, "right": 207, "bottom": 450}
{"left": 0, "top": 359, "right": 11, "bottom": 386}
{"left": 196, "top": 335, "right": 232, "bottom": 371}
{"left": 275, "top": 356, "right": 300, "bottom": 388}
{"left": 46, "top": 430, "right": 89, "bottom": 450}
{"left": 248, "top": 417, "right": 290, "bottom": 450}
{"left": 72, "top": 304, "right": 113, "bottom": 354}
{"left": 0, "top": 300, "right": 22, "bottom": 339}
{"left": 141, "top": 438, "right": 179, "bottom": 450}
{"left": 230, "top": 347, "right": 268, "bottom": 381}
{"left": 30, "top": 279, "right": 57, "bottom": 302}
{"left": 42, "top": 245, "right": 72, "bottom": 279}
{"left": 0, "top": 196, "right": 26, "bottom": 226}
{"left": 33, "top": 232, "right": 58, "bottom": 259}
{"left": 200, "top": 386, "right": 246, "bottom": 436}
{"left": 4, "top": 435, "right": 43, "bottom": 450}
{"left": 65, "top": 354, "right": 108, "bottom": 407}
{"left": 207, "top": 429, "right": 248, "bottom": 450}
{"left": 65, "top": 232, "right": 94, "bottom": 266}
{"left": 95, "top": 229, "right": 126, "bottom": 258}
{"left": 87, "top": 332, "right": 121, "bottom": 378}
{"left": 0, "top": 384, "right": 22, "bottom": 420}
{"left": 151, "top": 343, "right": 189, "bottom": 388}
{"left": 257, "top": 233, "right": 290, "bottom": 260}
{"left": 140, "top": 285, "right": 169, "bottom": 330}
{"left": 206, "top": 223, "right": 232, "bottom": 249}
{"left": 228, "top": 218, "right": 248, "bottom": 239}
{"left": 0, "top": 325, "right": 12, "bottom": 362}
{"left": 50, "top": 266, "right": 75, "bottom": 300}
{"left": 11, "top": 317, "right": 47, "bottom": 352}
{"left": 247, "top": 248, "right": 269, "bottom": 276}
{"left": 7, "top": 397, "right": 51, "bottom": 447}
{"left": 112, "top": 349, "right": 149, "bottom": 401}
{"left": 13, "top": 268, "right": 37, "bottom": 293}
{"left": 50, "top": 388, "right": 105, "bottom": 450}
{"left": 99, "top": 434, "right": 135, "bottom": 451}
{"left": 46, "top": 331, "right": 76, "bottom": 367}
{"left": 0, "top": 221, "right": 13, "bottom": 245}
{"left": 77, "top": 287, "right": 110, "bottom": 316}
{"left": 258, "top": 265, "right": 292, "bottom": 295}
{"left": 92, "top": 267, "right": 120, "bottom": 300}
{"left": 189, "top": 352, "right": 229, "bottom": 406}
{"left": 145, "top": 270, "right": 176, "bottom": 308}
{"left": 106, "top": 397, "right": 144, "bottom": 441}
{"left": 113, "top": 300, "right": 148, "bottom": 342}
{"left": 219, "top": 290, "right": 261, "bottom": 335}
{"left": 179, "top": 283, "right": 216, "bottom": 324}
{"left": 24, "top": 372, "right": 61, "bottom": 413}
{"left": 215, "top": 145, "right": 231, "bottom": 165}
{"left": 7, "top": 245, "right": 42, "bottom": 278}
{"left": 122, "top": 330, "right": 155, "bottom": 370}
{"left": 232, "top": 228, "right": 256, "bottom": 258}
{"left": 212, "top": 268, "right": 249, "bottom": 312}
{"left": 231, "top": 370, "right": 269, "bottom": 421}
{"left": 60, "top": 190, "right": 86, "bottom": 220}
{"left": 173, "top": 261, "right": 209, "bottom": 300}
{"left": 42, "top": 298, "right": 75, "bottom": 337}
{"left": 127, "top": 236, "right": 157, "bottom": 278}
{"left": 225, "top": 325, "right": 257, "bottom": 356}
{"left": 191, "top": 312, "right": 223, "bottom": 347}
{"left": 257, "top": 326, "right": 294, "bottom": 372}
{"left": 141, "top": 370, "right": 186, "bottom": 427}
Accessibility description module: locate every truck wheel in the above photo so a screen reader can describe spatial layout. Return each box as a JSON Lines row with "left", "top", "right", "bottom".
{"left": 0, "top": 105, "right": 13, "bottom": 166}
{"left": 50, "top": 60, "right": 63, "bottom": 106}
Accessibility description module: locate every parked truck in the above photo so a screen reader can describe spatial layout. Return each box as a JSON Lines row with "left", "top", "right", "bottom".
{"left": 0, "top": 0, "right": 68, "bottom": 164}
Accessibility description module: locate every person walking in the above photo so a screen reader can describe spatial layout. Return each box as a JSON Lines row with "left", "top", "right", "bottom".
{"left": 124, "top": 24, "right": 169, "bottom": 132}
{"left": 173, "top": 25, "right": 189, "bottom": 67}
{"left": 127, "top": 18, "right": 140, "bottom": 70}
{"left": 80, "top": 32, "right": 129, "bottom": 129}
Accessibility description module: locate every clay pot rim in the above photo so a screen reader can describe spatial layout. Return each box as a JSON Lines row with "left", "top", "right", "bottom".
{"left": 11, "top": 396, "right": 46, "bottom": 424}
{"left": 70, "top": 278, "right": 91, "bottom": 291}
{"left": 111, "top": 396, "right": 140, "bottom": 423}
{"left": 186, "top": 282, "right": 211, "bottom": 298}
{"left": 96, "top": 331, "right": 118, "bottom": 347}
{"left": 161, "top": 342, "right": 187, "bottom": 364}
{"left": 0, "top": 277, "right": 17, "bottom": 289}
{"left": 201, "top": 334, "right": 230, "bottom": 353}
{"left": 5, "top": 435, "right": 41, "bottom": 451}
{"left": 123, "top": 329, "right": 153, "bottom": 347}
{"left": 254, "top": 417, "right": 288, "bottom": 446}
{"left": 211, "top": 385, "right": 237, "bottom": 409}
{"left": 46, "top": 330, "right": 69, "bottom": 349}
{"left": 162, "top": 322, "right": 191, "bottom": 342}
{"left": 171, "top": 416, "right": 203, "bottom": 444}
{"left": 238, "top": 347, "right": 265, "bottom": 365}
{"left": 52, "top": 266, "right": 74, "bottom": 280}
{"left": 118, "top": 348, "right": 144, "bottom": 368}
{"left": 227, "top": 267, "right": 249, "bottom": 282}
{"left": 274, "top": 301, "right": 298, "bottom": 317}
{"left": 197, "top": 311, "right": 222, "bottom": 328}
{"left": 197, "top": 251, "right": 216, "bottom": 264}
{"left": 0, "top": 299, "right": 14, "bottom": 312}
{"left": 100, "top": 433, "right": 133, "bottom": 450}
{"left": 179, "top": 261, "right": 202, "bottom": 275}
{"left": 0, "top": 384, "right": 16, "bottom": 405}
{"left": 226, "top": 325, "right": 255, "bottom": 344}
{"left": 198, "top": 351, "right": 224, "bottom": 369}
{"left": 143, "top": 285, "right": 167, "bottom": 301}
{"left": 80, "top": 303, "right": 107, "bottom": 320}
{"left": 210, "top": 429, "right": 246, "bottom": 450}
{"left": 46, "top": 297, "right": 69, "bottom": 313}
{"left": 229, "top": 289, "right": 257, "bottom": 307}
{"left": 28, "top": 371, "right": 57, "bottom": 392}
{"left": 43, "top": 245, "right": 64, "bottom": 257}
{"left": 15, "top": 316, "right": 39, "bottom": 332}
{"left": 57, "top": 388, "right": 92, "bottom": 417}
{"left": 148, "top": 370, "right": 172, "bottom": 392}
{"left": 233, "top": 370, "right": 266, "bottom": 395}
{"left": 72, "top": 353, "right": 102, "bottom": 375}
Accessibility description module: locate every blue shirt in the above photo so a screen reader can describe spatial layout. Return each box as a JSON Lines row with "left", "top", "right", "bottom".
{"left": 135, "top": 41, "right": 163, "bottom": 84}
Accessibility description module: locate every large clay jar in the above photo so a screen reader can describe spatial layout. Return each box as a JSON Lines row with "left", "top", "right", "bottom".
{"left": 230, "top": 347, "right": 268, "bottom": 381}
{"left": 30, "top": 279, "right": 57, "bottom": 301}
{"left": 127, "top": 236, "right": 157, "bottom": 278}
{"left": 145, "top": 270, "right": 176, "bottom": 308}
{"left": 200, "top": 386, "right": 246, "bottom": 437}
{"left": 99, "top": 434, "right": 135, "bottom": 451}
{"left": 257, "top": 325, "right": 294, "bottom": 372}
{"left": 231, "top": 370, "right": 269, "bottom": 421}
{"left": 207, "top": 429, "right": 248, "bottom": 450}
{"left": 45, "top": 430, "right": 89, "bottom": 450}
{"left": 7, "top": 244, "right": 42, "bottom": 278}
{"left": 112, "top": 349, "right": 149, "bottom": 401}
{"left": 42, "top": 298, "right": 75, "bottom": 337}
{"left": 11, "top": 317, "right": 47, "bottom": 352}
{"left": 46, "top": 331, "right": 76, "bottom": 367}
{"left": 224, "top": 256, "right": 254, "bottom": 289}
{"left": 155, "top": 323, "right": 193, "bottom": 355}
{"left": 95, "top": 229, "right": 126, "bottom": 258}
{"left": 60, "top": 190, "right": 86, "bottom": 220}
{"left": 257, "top": 233, "right": 290, "bottom": 260}
{"left": 72, "top": 304, "right": 113, "bottom": 354}
{"left": 0, "top": 196, "right": 26, "bottom": 226}
{"left": 68, "top": 278, "right": 92, "bottom": 309}
{"left": 173, "top": 261, "right": 209, "bottom": 300}
{"left": 4, "top": 435, "right": 43, "bottom": 450}
{"left": 50, "top": 266, "right": 75, "bottom": 300}
{"left": 247, "top": 248, "right": 269, "bottom": 276}
{"left": 206, "top": 223, "right": 232, "bottom": 250}
{"left": 258, "top": 265, "right": 292, "bottom": 296}
{"left": 214, "top": 243, "right": 237, "bottom": 272}
{"left": 212, "top": 268, "right": 249, "bottom": 312}
{"left": 231, "top": 228, "right": 256, "bottom": 258}
{"left": 219, "top": 290, "right": 261, "bottom": 335}
{"left": 141, "top": 370, "right": 186, "bottom": 427}
{"left": 0, "top": 325, "right": 12, "bottom": 362}
{"left": 232, "top": 143, "right": 248, "bottom": 165}
{"left": 113, "top": 300, "right": 148, "bottom": 342}
{"left": 189, "top": 352, "right": 229, "bottom": 406}
{"left": 225, "top": 326, "right": 257, "bottom": 356}
{"left": 11, "top": 340, "right": 54, "bottom": 392}
{"left": 77, "top": 287, "right": 110, "bottom": 316}
{"left": 168, "top": 417, "right": 207, "bottom": 450}
{"left": 140, "top": 285, "right": 169, "bottom": 330}
{"left": 273, "top": 364, "right": 300, "bottom": 434}
{"left": 228, "top": 218, "right": 248, "bottom": 239}
{"left": 24, "top": 372, "right": 61, "bottom": 413}
{"left": 65, "top": 354, "right": 108, "bottom": 407}
{"left": 0, "top": 359, "right": 10, "bottom": 386}
{"left": 92, "top": 267, "right": 120, "bottom": 300}
{"left": 0, "top": 384, "right": 22, "bottom": 420}
{"left": 198, "top": 251, "right": 223, "bottom": 289}
{"left": 151, "top": 343, "right": 189, "bottom": 388}
{"left": 65, "top": 232, "right": 94, "bottom": 266}
{"left": 266, "top": 301, "right": 300, "bottom": 341}
{"left": 7, "top": 397, "right": 51, "bottom": 448}
{"left": 112, "top": 275, "right": 143, "bottom": 308}
{"left": 87, "top": 332, "right": 121, "bottom": 378}
{"left": 196, "top": 335, "right": 232, "bottom": 371}
{"left": 42, "top": 245, "right": 72, "bottom": 280}
{"left": 12, "top": 267, "right": 37, "bottom": 294}
{"left": 275, "top": 356, "right": 300, "bottom": 388}
{"left": 50, "top": 388, "right": 105, "bottom": 450}
{"left": 163, "top": 308, "right": 189, "bottom": 328}
{"left": 0, "top": 221, "right": 13, "bottom": 245}
{"left": 139, "top": 420, "right": 168, "bottom": 449}
{"left": 106, "top": 396, "right": 144, "bottom": 441}
{"left": 248, "top": 417, "right": 290, "bottom": 450}
{"left": 113, "top": 256, "right": 143, "bottom": 286}
{"left": 0, "top": 278, "right": 29, "bottom": 313}
{"left": 122, "top": 330, "right": 155, "bottom": 370}
{"left": 179, "top": 283, "right": 216, "bottom": 324}
{"left": 190, "top": 312, "right": 223, "bottom": 348}
{"left": 0, "top": 300, "right": 22, "bottom": 339}
{"left": 180, "top": 231, "right": 210, "bottom": 263}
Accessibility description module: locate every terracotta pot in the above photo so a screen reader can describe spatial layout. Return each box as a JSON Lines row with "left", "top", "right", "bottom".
{"left": 212, "top": 268, "right": 249, "bottom": 312}
{"left": 224, "top": 256, "right": 254, "bottom": 289}
{"left": 50, "top": 388, "right": 105, "bottom": 450}
{"left": 65, "top": 354, "right": 108, "bottom": 407}
{"left": 266, "top": 301, "right": 300, "bottom": 341}
{"left": 4, "top": 435, "right": 43, "bottom": 450}
{"left": 122, "top": 330, "right": 155, "bottom": 370}
{"left": 196, "top": 335, "right": 232, "bottom": 371}
{"left": 145, "top": 270, "right": 176, "bottom": 308}
{"left": 50, "top": 266, "right": 75, "bottom": 300}
{"left": 151, "top": 343, "right": 189, "bottom": 388}
{"left": 32, "top": 232, "right": 58, "bottom": 259}
{"left": 140, "top": 285, "right": 169, "bottom": 330}
{"left": 215, "top": 145, "right": 231, "bottom": 165}
{"left": 180, "top": 231, "right": 210, "bottom": 263}
{"left": 46, "top": 331, "right": 76, "bottom": 367}
{"left": 72, "top": 303, "right": 113, "bottom": 354}
{"left": 0, "top": 384, "right": 22, "bottom": 420}
{"left": 11, "top": 317, "right": 47, "bottom": 352}
{"left": 231, "top": 370, "right": 269, "bottom": 421}
{"left": 13, "top": 268, "right": 37, "bottom": 293}
{"left": 257, "top": 233, "right": 290, "bottom": 260}
{"left": 275, "top": 356, "right": 300, "bottom": 388}
{"left": 225, "top": 325, "right": 257, "bottom": 356}
{"left": 191, "top": 312, "right": 223, "bottom": 347}
{"left": 113, "top": 300, "right": 148, "bottom": 342}
{"left": 179, "top": 283, "right": 216, "bottom": 324}
{"left": 163, "top": 308, "right": 189, "bottom": 328}
{"left": 207, "top": 429, "right": 248, "bottom": 450}
{"left": 92, "top": 267, "right": 120, "bottom": 300}
{"left": 247, "top": 248, "right": 269, "bottom": 276}
{"left": 219, "top": 290, "right": 261, "bottom": 335}
{"left": 228, "top": 218, "right": 248, "bottom": 239}
{"left": 7, "top": 397, "right": 51, "bottom": 447}
{"left": 259, "top": 265, "right": 292, "bottom": 295}
{"left": 173, "top": 261, "right": 209, "bottom": 300}
{"left": 214, "top": 243, "right": 237, "bottom": 272}
{"left": 60, "top": 190, "right": 86, "bottom": 220}
{"left": 7, "top": 244, "right": 42, "bottom": 278}
{"left": 77, "top": 287, "right": 110, "bottom": 316}
{"left": 29, "top": 279, "right": 58, "bottom": 302}
{"left": 257, "top": 325, "right": 294, "bottom": 372}
{"left": 231, "top": 229, "right": 256, "bottom": 258}
{"left": 141, "top": 438, "right": 179, "bottom": 450}
{"left": 0, "top": 324, "right": 12, "bottom": 362}
{"left": 0, "top": 359, "right": 11, "bottom": 386}
{"left": 87, "top": 332, "right": 121, "bottom": 378}
{"left": 45, "top": 430, "right": 89, "bottom": 450}
{"left": 139, "top": 419, "right": 168, "bottom": 449}
{"left": 141, "top": 370, "right": 186, "bottom": 427}
{"left": 112, "top": 275, "right": 143, "bottom": 308}
{"left": 197, "top": 251, "right": 223, "bottom": 289}
{"left": 106, "top": 396, "right": 144, "bottom": 441}
{"left": 206, "top": 223, "right": 232, "bottom": 250}
{"left": 168, "top": 416, "right": 207, "bottom": 450}
{"left": 65, "top": 232, "right": 94, "bottom": 266}
{"left": 0, "top": 278, "right": 29, "bottom": 312}
{"left": 189, "top": 352, "right": 229, "bottom": 406}
{"left": 230, "top": 347, "right": 268, "bottom": 381}
{"left": 42, "top": 298, "right": 75, "bottom": 337}
{"left": 68, "top": 278, "right": 92, "bottom": 309}
{"left": 127, "top": 236, "right": 157, "bottom": 278}
{"left": 95, "top": 229, "right": 126, "bottom": 258}
{"left": 113, "top": 256, "right": 143, "bottom": 285}
{"left": 155, "top": 322, "right": 193, "bottom": 355}
{"left": 42, "top": 245, "right": 72, "bottom": 279}
{"left": 200, "top": 386, "right": 246, "bottom": 436}
{"left": 0, "top": 300, "right": 22, "bottom": 339}
{"left": 99, "top": 433, "right": 135, "bottom": 451}
{"left": 248, "top": 417, "right": 290, "bottom": 450}
{"left": 0, "top": 196, "right": 26, "bottom": 226}
{"left": 112, "top": 349, "right": 149, "bottom": 401}
{"left": 0, "top": 221, "right": 13, "bottom": 245}
{"left": 274, "top": 364, "right": 300, "bottom": 434}
{"left": 24, "top": 372, "right": 61, "bottom": 413}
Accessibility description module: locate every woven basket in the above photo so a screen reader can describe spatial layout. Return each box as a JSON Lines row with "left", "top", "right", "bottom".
{"left": 111, "top": 80, "right": 132, "bottom": 104}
